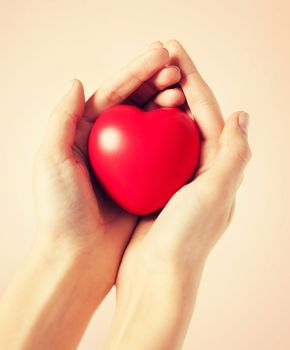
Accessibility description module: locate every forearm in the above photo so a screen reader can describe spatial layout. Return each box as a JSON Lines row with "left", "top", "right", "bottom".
{"left": 0, "top": 235, "right": 109, "bottom": 350}
{"left": 103, "top": 257, "right": 206, "bottom": 350}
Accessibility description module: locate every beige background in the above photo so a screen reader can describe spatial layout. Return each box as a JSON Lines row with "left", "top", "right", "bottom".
{"left": 1, "top": 0, "right": 290, "bottom": 349}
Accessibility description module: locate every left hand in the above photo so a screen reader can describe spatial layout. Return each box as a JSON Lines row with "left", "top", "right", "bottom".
{"left": 0, "top": 46, "right": 187, "bottom": 350}
{"left": 32, "top": 46, "right": 185, "bottom": 289}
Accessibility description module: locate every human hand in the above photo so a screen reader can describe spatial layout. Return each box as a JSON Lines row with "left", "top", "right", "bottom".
{"left": 117, "top": 39, "right": 252, "bottom": 268}
{"left": 32, "top": 46, "right": 185, "bottom": 289}
{"left": 102, "top": 40, "right": 252, "bottom": 350}
{"left": 0, "top": 45, "right": 189, "bottom": 350}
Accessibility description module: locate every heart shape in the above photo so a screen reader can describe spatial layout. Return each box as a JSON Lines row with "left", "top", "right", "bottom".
{"left": 88, "top": 105, "right": 201, "bottom": 215}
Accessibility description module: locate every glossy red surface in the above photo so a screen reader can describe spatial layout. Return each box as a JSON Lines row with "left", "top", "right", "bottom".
{"left": 88, "top": 105, "right": 201, "bottom": 215}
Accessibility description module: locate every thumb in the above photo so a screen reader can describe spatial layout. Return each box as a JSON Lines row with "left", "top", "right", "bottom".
{"left": 211, "top": 111, "right": 252, "bottom": 193}
{"left": 40, "top": 79, "right": 85, "bottom": 158}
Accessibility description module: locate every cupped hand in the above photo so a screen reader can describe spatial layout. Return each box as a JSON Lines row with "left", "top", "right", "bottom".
{"left": 112, "top": 40, "right": 252, "bottom": 326}
{"left": 32, "top": 45, "right": 185, "bottom": 289}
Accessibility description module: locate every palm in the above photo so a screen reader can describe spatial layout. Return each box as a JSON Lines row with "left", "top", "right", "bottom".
{"left": 71, "top": 90, "right": 188, "bottom": 254}
{"left": 63, "top": 47, "right": 185, "bottom": 280}
{"left": 116, "top": 40, "right": 227, "bottom": 289}
{"left": 73, "top": 115, "right": 137, "bottom": 232}
{"left": 118, "top": 110, "right": 218, "bottom": 250}
{"left": 75, "top": 50, "right": 184, "bottom": 226}
{"left": 114, "top": 120, "right": 218, "bottom": 297}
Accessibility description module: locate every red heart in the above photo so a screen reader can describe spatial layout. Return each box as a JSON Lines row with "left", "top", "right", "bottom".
{"left": 88, "top": 105, "right": 201, "bottom": 215}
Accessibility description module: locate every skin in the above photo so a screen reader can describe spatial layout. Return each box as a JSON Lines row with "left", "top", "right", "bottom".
{"left": 0, "top": 40, "right": 251, "bottom": 350}
{"left": 0, "top": 46, "right": 185, "bottom": 350}
{"left": 102, "top": 40, "right": 252, "bottom": 350}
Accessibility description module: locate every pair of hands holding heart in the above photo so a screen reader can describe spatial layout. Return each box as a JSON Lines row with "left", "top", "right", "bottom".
{"left": 33, "top": 39, "right": 251, "bottom": 348}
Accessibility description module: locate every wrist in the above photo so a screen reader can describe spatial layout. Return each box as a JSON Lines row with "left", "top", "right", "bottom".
{"left": 0, "top": 231, "right": 110, "bottom": 350}
{"left": 35, "top": 220, "right": 104, "bottom": 259}
{"left": 140, "top": 235, "right": 208, "bottom": 275}
{"left": 31, "top": 230, "right": 112, "bottom": 297}
{"left": 104, "top": 256, "right": 206, "bottom": 350}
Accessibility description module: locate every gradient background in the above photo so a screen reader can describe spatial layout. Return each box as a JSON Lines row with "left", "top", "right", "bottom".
{"left": 1, "top": 0, "right": 289, "bottom": 349}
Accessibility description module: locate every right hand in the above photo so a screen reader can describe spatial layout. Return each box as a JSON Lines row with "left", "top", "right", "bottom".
{"left": 102, "top": 40, "right": 252, "bottom": 350}
{"left": 116, "top": 40, "right": 252, "bottom": 270}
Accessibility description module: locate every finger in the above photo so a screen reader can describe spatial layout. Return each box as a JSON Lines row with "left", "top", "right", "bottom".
{"left": 153, "top": 88, "right": 186, "bottom": 107}
{"left": 148, "top": 40, "right": 164, "bottom": 49}
{"left": 84, "top": 47, "right": 169, "bottom": 121}
{"left": 125, "top": 65, "right": 181, "bottom": 106}
{"left": 40, "top": 79, "right": 85, "bottom": 158}
{"left": 143, "top": 88, "right": 185, "bottom": 111}
{"left": 164, "top": 39, "right": 224, "bottom": 140}
{"left": 149, "top": 65, "right": 181, "bottom": 91}
{"left": 210, "top": 111, "right": 251, "bottom": 194}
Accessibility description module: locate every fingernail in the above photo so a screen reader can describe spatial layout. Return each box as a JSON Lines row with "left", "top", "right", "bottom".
{"left": 238, "top": 112, "right": 250, "bottom": 134}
